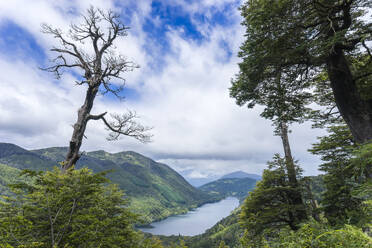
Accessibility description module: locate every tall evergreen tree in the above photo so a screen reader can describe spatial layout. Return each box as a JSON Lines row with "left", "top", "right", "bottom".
{"left": 237, "top": 0, "right": 372, "bottom": 144}
{"left": 231, "top": 67, "right": 310, "bottom": 225}
{"left": 240, "top": 154, "right": 305, "bottom": 240}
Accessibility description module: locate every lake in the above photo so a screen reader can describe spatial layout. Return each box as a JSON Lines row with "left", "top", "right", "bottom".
{"left": 140, "top": 197, "right": 239, "bottom": 236}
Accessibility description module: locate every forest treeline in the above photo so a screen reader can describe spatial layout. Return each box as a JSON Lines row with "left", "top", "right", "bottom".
{"left": 1, "top": 0, "right": 372, "bottom": 247}
{"left": 229, "top": 0, "right": 372, "bottom": 247}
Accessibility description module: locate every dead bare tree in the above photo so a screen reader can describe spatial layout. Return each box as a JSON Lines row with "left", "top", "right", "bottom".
{"left": 41, "top": 7, "right": 152, "bottom": 171}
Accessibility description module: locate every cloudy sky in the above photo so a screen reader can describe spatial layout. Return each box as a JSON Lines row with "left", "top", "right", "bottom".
{"left": 0, "top": 0, "right": 325, "bottom": 181}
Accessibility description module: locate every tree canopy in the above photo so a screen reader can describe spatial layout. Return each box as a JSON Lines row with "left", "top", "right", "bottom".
{"left": 240, "top": 154, "right": 306, "bottom": 236}
{"left": 234, "top": 0, "right": 372, "bottom": 144}
{"left": 0, "top": 168, "right": 141, "bottom": 247}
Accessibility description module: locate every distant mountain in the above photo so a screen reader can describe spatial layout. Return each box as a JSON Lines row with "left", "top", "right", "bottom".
{"left": 0, "top": 143, "right": 56, "bottom": 170}
{"left": 0, "top": 143, "right": 220, "bottom": 224}
{"left": 183, "top": 171, "right": 261, "bottom": 187}
{"left": 199, "top": 177, "right": 257, "bottom": 202}
{"left": 220, "top": 170, "right": 262, "bottom": 181}
{"left": 185, "top": 177, "right": 219, "bottom": 187}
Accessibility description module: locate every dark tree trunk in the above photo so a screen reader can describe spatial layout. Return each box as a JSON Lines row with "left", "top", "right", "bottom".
{"left": 327, "top": 50, "right": 372, "bottom": 180}
{"left": 64, "top": 85, "right": 99, "bottom": 170}
{"left": 326, "top": 50, "right": 372, "bottom": 144}
{"left": 279, "top": 122, "right": 308, "bottom": 224}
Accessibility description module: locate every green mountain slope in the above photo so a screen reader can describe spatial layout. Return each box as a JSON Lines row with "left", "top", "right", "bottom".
{"left": 0, "top": 163, "right": 30, "bottom": 196}
{"left": 0, "top": 143, "right": 219, "bottom": 223}
{"left": 199, "top": 177, "right": 257, "bottom": 202}
{"left": 0, "top": 143, "right": 56, "bottom": 170}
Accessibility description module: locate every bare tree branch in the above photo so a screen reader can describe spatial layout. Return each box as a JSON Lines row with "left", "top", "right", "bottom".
{"left": 93, "top": 111, "right": 153, "bottom": 143}
{"left": 41, "top": 7, "right": 148, "bottom": 170}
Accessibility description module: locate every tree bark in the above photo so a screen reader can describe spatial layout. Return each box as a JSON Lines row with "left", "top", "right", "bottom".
{"left": 64, "top": 84, "right": 99, "bottom": 170}
{"left": 279, "top": 122, "right": 308, "bottom": 223}
{"left": 326, "top": 49, "right": 372, "bottom": 144}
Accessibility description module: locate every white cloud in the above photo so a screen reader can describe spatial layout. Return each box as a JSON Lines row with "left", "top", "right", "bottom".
{"left": 0, "top": 0, "right": 324, "bottom": 178}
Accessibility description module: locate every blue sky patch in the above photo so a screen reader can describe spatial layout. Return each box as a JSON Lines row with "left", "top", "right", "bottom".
{"left": 0, "top": 20, "right": 46, "bottom": 64}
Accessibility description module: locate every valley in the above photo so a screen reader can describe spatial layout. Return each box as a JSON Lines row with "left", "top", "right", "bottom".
{"left": 0, "top": 143, "right": 223, "bottom": 224}
{"left": 0, "top": 142, "right": 259, "bottom": 244}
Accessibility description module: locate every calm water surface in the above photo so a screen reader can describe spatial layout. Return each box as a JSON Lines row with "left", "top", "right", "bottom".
{"left": 140, "top": 197, "right": 239, "bottom": 236}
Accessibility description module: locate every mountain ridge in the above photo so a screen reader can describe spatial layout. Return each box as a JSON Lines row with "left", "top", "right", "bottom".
{"left": 0, "top": 143, "right": 220, "bottom": 224}
{"left": 220, "top": 170, "right": 261, "bottom": 181}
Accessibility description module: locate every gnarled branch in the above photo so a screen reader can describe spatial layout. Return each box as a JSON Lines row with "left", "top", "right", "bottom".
{"left": 88, "top": 111, "right": 153, "bottom": 143}
{"left": 41, "top": 7, "right": 145, "bottom": 171}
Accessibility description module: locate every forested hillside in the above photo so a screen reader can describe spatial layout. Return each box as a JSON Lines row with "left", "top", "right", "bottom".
{"left": 199, "top": 177, "right": 256, "bottom": 201}
{"left": 0, "top": 143, "right": 219, "bottom": 224}
{"left": 0, "top": 163, "right": 27, "bottom": 196}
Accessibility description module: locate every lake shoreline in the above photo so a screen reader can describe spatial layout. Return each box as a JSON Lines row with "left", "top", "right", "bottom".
{"left": 135, "top": 196, "right": 224, "bottom": 228}
{"left": 139, "top": 197, "right": 239, "bottom": 236}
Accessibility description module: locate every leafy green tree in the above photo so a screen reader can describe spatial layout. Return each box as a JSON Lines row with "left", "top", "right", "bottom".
{"left": 230, "top": 63, "right": 309, "bottom": 228}
{"left": 309, "top": 125, "right": 364, "bottom": 225}
{"left": 0, "top": 168, "right": 143, "bottom": 248}
{"left": 240, "top": 154, "right": 306, "bottom": 241}
{"left": 237, "top": 0, "right": 372, "bottom": 144}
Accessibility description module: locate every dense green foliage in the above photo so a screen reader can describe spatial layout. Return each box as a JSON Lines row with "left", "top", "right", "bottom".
{"left": 199, "top": 177, "right": 256, "bottom": 202}
{"left": 0, "top": 143, "right": 218, "bottom": 224}
{"left": 0, "top": 163, "right": 29, "bottom": 196}
{"left": 235, "top": 125, "right": 371, "bottom": 248}
{"left": 241, "top": 219, "right": 372, "bottom": 248}
{"left": 309, "top": 124, "right": 364, "bottom": 225}
{"left": 0, "top": 168, "right": 141, "bottom": 247}
{"left": 240, "top": 155, "right": 306, "bottom": 237}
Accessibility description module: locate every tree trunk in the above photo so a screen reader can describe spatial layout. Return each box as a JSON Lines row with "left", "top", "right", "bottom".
{"left": 279, "top": 122, "right": 308, "bottom": 223}
{"left": 326, "top": 50, "right": 372, "bottom": 144}
{"left": 64, "top": 85, "right": 99, "bottom": 170}
{"left": 279, "top": 122, "right": 298, "bottom": 186}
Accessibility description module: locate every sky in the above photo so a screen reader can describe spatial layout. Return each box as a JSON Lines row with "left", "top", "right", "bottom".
{"left": 0, "top": 0, "right": 326, "bottom": 181}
